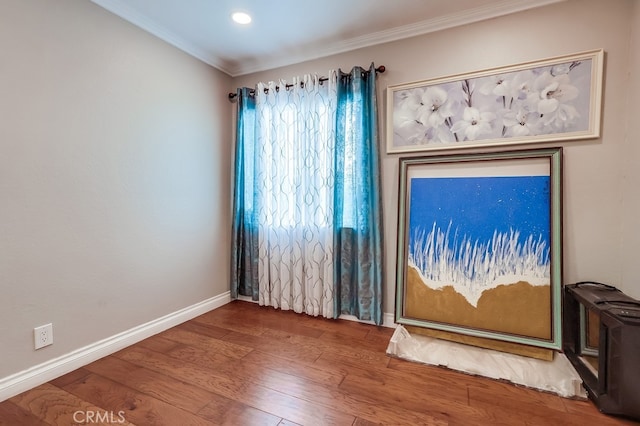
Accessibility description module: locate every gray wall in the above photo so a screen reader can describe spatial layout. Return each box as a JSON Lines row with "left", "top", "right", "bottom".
{"left": 0, "top": 0, "right": 232, "bottom": 378}
{"left": 621, "top": 0, "right": 640, "bottom": 299}
{"left": 232, "top": 0, "right": 640, "bottom": 314}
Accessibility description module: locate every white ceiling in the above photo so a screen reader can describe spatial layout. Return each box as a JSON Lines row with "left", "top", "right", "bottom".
{"left": 91, "top": 0, "right": 564, "bottom": 77}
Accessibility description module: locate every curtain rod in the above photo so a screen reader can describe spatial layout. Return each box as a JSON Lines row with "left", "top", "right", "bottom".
{"left": 228, "top": 65, "right": 385, "bottom": 102}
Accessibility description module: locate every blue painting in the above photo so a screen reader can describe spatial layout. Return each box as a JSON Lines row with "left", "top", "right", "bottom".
{"left": 407, "top": 175, "right": 551, "bottom": 308}
{"left": 396, "top": 148, "right": 562, "bottom": 350}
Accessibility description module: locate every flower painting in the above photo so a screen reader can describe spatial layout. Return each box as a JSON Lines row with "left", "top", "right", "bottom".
{"left": 387, "top": 50, "right": 603, "bottom": 153}
{"left": 395, "top": 149, "right": 563, "bottom": 350}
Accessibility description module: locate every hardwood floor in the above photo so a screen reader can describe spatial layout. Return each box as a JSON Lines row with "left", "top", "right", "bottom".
{"left": 0, "top": 300, "right": 636, "bottom": 425}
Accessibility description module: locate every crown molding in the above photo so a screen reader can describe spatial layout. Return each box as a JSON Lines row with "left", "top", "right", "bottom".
{"left": 92, "top": 0, "right": 565, "bottom": 77}
{"left": 230, "top": 0, "right": 565, "bottom": 76}
{"left": 90, "top": 0, "right": 235, "bottom": 75}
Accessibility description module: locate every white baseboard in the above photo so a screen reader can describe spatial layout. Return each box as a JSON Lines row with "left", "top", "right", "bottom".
{"left": 383, "top": 312, "right": 396, "bottom": 328}
{"left": 0, "top": 291, "right": 231, "bottom": 402}
{"left": 236, "top": 296, "right": 396, "bottom": 328}
{"left": 339, "top": 312, "right": 397, "bottom": 328}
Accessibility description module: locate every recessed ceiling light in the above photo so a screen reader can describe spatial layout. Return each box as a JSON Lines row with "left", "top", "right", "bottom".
{"left": 231, "top": 12, "right": 252, "bottom": 25}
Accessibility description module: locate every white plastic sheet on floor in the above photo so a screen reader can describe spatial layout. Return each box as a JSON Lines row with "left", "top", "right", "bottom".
{"left": 386, "top": 325, "right": 587, "bottom": 399}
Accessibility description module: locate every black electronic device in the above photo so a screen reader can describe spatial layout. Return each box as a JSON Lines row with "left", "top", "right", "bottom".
{"left": 563, "top": 282, "right": 640, "bottom": 421}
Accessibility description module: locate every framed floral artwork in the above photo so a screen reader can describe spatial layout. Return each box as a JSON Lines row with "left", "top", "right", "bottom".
{"left": 394, "top": 148, "right": 563, "bottom": 350}
{"left": 386, "top": 49, "right": 604, "bottom": 153}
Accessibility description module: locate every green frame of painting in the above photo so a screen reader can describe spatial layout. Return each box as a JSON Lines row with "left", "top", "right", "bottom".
{"left": 395, "top": 147, "right": 563, "bottom": 350}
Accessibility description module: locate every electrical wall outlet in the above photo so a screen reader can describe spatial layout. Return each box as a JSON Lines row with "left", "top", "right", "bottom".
{"left": 34, "top": 323, "right": 53, "bottom": 350}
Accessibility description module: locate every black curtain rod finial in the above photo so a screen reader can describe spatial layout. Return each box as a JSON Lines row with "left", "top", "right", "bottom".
{"left": 228, "top": 64, "right": 385, "bottom": 102}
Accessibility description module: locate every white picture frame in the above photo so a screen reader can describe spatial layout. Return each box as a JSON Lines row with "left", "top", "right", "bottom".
{"left": 387, "top": 49, "right": 604, "bottom": 153}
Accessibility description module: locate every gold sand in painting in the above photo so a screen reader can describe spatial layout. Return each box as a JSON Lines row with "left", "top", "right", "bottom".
{"left": 404, "top": 266, "right": 551, "bottom": 340}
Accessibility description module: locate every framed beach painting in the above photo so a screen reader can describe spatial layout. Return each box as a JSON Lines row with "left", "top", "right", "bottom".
{"left": 387, "top": 49, "right": 603, "bottom": 153}
{"left": 395, "top": 148, "right": 563, "bottom": 350}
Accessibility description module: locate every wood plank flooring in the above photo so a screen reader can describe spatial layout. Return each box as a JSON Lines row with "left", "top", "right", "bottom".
{"left": 1, "top": 300, "right": 636, "bottom": 425}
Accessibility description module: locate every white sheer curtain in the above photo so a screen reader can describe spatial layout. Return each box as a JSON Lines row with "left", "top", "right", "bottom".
{"left": 254, "top": 73, "right": 338, "bottom": 318}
